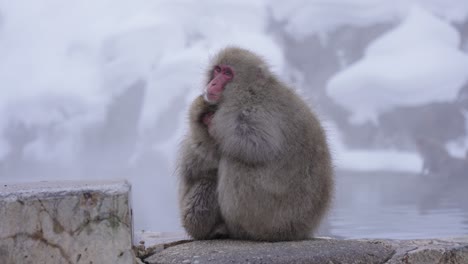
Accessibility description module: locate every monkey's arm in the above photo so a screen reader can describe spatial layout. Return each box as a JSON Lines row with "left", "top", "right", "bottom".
{"left": 177, "top": 99, "right": 226, "bottom": 239}
{"left": 179, "top": 174, "right": 225, "bottom": 240}
{"left": 211, "top": 106, "right": 284, "bottom": 164}
{"left": 177, "top": 142, "right": 226, "bottom": 240}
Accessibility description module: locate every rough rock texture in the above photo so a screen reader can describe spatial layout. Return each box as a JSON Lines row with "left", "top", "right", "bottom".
{"left": 145, "top": 238, "right": 395, "bottom": 264}
{"left": 381, "top": 237, "right": 468, "bottom": 264}
{"left": 134, "top": 232, "right": 191, "bottom": 259}
{"left": 141, "top": 233, "right": 468, "bottom": 264}
{"left": 0, "top": 180, "right": 135, "bottom": 264}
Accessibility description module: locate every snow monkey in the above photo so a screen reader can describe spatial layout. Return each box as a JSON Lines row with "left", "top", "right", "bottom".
{"left": 177, "top": 47, "right": 333, "bottom": 241}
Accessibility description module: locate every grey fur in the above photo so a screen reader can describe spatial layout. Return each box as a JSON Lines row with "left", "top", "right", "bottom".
{"left": 177, "top": 96, "right": 227, "bottom": 239}
{"left": 177, "top": 47, "right": 333, "bottom": 241}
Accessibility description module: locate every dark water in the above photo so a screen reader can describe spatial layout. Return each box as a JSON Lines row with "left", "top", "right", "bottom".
{"left": 325, "top": 170, "right": 468, "bottom": 239}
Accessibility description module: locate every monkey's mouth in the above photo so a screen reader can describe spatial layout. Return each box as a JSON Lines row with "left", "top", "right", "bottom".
{"left": 206, "top": 93, "right": 220, "bottom": 102}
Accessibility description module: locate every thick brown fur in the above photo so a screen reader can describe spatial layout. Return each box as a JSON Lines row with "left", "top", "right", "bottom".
{"left": 178, "top": 47, "right": 333, "bottom": 241}
{"left": 177, "top": 96, "right": 227, "bottom": 239}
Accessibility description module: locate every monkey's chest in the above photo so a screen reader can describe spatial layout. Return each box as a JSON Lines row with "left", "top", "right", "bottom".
{"left": 217, "top": 158, "right": 291, "bottom": 208}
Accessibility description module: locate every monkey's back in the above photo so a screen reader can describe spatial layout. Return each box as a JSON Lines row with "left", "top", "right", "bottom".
{"left": 217, "top": 86, "right": 333, "bottom": 241}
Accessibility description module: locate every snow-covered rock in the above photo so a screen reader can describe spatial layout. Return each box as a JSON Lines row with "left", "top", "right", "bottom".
{"left": 327, "top": 6, "right": 468, "bottom": 124}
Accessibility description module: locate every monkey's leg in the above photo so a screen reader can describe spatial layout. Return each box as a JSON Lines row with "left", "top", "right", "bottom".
{"left": 180, "top": 178, "right": 226, "bottom": 240}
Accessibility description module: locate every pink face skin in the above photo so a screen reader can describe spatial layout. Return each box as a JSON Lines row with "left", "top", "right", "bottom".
{"left": 204, "top": 64, "right": 234, "bottom": 104}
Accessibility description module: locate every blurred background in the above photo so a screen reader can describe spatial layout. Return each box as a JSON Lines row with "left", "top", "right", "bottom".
{"left": 0, "top": 0, "right": 467, "bottom": 239}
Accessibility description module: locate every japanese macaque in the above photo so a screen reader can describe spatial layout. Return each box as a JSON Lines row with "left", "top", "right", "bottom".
{"left": 177, "top": 47, "right": 333, "bottom": 241}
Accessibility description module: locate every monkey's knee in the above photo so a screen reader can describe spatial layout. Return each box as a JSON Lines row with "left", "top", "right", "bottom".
{"left": 182, "top": 210, "right": 216, "bottom": 240}
{"left": 180, "top": 180, "right": 222, "bottom": 240}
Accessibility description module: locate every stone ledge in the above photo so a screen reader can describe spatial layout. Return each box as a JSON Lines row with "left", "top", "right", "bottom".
{"left": 139, "top": 232, "right": 468, "bottom": 264}
{"left": 380, "top": 237, "right": 468, "bottom": 264}
{"left": 0, "top": 180, "right": 135, "bottom": 264}
{"left": 0, "top": 180, "right": 130, "bottom": 200}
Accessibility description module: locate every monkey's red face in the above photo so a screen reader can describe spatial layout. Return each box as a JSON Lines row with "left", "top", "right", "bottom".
{"left": 204, "top": 64, "right": 234, "bottom": 104}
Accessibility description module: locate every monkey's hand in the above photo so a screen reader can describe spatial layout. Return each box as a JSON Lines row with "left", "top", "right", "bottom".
{"left": 181, "top": 95, "right": 220, "bottom": 174}
{"left": 190, "top": 95, "right": 217, "bottom": 131}
{"left": 202, "top": 111, "right": 215, "bottom": 127}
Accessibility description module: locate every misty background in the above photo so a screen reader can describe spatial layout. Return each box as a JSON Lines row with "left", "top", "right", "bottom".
{"left": 1, "top": 0, "right": 468, "bottom": 239}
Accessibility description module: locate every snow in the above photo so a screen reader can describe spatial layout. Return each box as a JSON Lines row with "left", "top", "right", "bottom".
{"left": 270, "top": 0, "right": 468, "bottom": 39}
{"left": 327, "top": 6, "right": 468, "bottom": 124}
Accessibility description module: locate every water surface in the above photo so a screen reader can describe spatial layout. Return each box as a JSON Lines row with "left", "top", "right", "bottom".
{"left": 326, "top": 170, "right": 468, "bottom": 239}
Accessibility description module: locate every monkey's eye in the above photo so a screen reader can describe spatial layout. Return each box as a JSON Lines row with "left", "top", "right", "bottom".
{"left": 214, "top": 66, "right": 222, "bottom": 73}
{"left": 224, "top": 69, "right": 233, "bottom": 77}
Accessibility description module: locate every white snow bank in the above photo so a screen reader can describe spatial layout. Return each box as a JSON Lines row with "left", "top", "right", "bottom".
{"left": 327, "top": 6, "right": 468, "bottom": 124}
{"left": 270, "top": 0, "right": 468, "bottom": 39}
